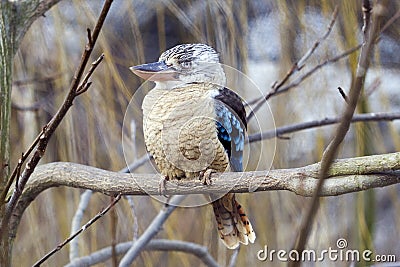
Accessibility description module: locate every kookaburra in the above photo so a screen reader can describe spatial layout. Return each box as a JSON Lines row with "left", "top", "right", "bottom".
{"left": 130, "top": 43, "right": 256, "bottom": 249}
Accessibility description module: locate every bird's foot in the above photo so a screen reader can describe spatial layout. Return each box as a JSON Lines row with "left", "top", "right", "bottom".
{"left": 158, "top": 176, "right": 169, "bottom": 197}
{"left": 199, "top": 169, "right": 216, "bottom": 185}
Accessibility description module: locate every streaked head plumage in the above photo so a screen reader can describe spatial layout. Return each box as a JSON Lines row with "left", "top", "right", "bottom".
{"left": 159, "top": 43, "right": 220, "bottom": 68}
{"left": 130, "top": 43, "right": 225, "bottom": 89}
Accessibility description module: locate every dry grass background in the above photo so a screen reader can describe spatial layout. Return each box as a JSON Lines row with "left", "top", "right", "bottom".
{"left": 9, "top": 0, "right": 400, "bottom": 266}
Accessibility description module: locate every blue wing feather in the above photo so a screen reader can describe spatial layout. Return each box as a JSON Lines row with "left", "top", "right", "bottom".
{"left": 214, "top": 88, "right": 246, "bottom": 172}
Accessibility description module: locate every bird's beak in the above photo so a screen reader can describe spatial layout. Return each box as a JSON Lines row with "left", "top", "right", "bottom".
{"left": 129, "top": 61, "right": 177, "bottom": 81}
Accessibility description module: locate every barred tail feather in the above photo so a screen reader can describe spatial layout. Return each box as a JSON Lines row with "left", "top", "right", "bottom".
{"left": 211, "top": 193, "right": 256, "bottom": 249}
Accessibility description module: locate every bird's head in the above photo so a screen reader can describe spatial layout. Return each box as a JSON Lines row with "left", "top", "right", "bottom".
{"left": 130, "top": 43, "right": 226, "bottom": 89}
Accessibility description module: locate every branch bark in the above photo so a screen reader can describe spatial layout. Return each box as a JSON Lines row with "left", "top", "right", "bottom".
{"left": 9, "top": 152, "right": 400, "bottom": 240}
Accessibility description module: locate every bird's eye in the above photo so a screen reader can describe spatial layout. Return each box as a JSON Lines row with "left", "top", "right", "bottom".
{"left": 180, "top": 61, "right": 192, "bottom": 69}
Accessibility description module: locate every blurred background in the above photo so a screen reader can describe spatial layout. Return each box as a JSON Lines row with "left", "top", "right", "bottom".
{"left": 10, "top": 0, "right": 400, "bottom": 266}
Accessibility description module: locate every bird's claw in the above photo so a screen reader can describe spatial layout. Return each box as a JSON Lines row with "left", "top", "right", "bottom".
{"left": 199, "top": 169, "right": 216, "bottom": 185}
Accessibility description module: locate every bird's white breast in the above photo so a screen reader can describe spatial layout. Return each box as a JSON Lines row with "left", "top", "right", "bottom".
{"left": 142, "top": 84, "right": 229, "bottom": 179}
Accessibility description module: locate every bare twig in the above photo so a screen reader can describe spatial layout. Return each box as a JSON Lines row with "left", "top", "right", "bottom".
{"left": 0, "top": 0, "right": 113, "bottom": 254}
{"left": 290, "top": 2, "right": 387, "bottom": 265}
{"left": 0, "top": 124, "right": 47, "bottom": 203}
{"left": 365, "top": 77, "right": 381, "bottom": 96}
{"left": 247, "top": 3, "right": 400, "bottom": 122}
{"left": 3, "top": 51, "right": 102, "bottom": 202}
{"left": 248, "top": 111, "right": 400, "bottom": 143}
{"left": 275, "top": 6, "right": 338, "bottom": 95}
{"left": 111, "top": 195, "right": 118, "bottom": 267}
{"left": 337, "top": 87, "right": 349, "bottom": 103}
{"left": 69, "top": 190, "right": 93, "bottom": 261}
{"left": 246, "top": 6, "right": 339, "bottom": 120}
{"left": 380, "top": 8, "right": 400, "bottom": 33}
{"left": 228, "top": 247, "right": 240, "bottom": 267}
{"left": 66, "top": 239, "right": 219, "bottom": 267}
{"left": 272, "top": 45, "right": 362, "bottom": 96}
{"left": 125, "top": 196, "right": 139, "bottom": 241}
{"left": 32, "top": 194, "right": 122, "bottom": 267}
{"left": 246, "top": 44, "right": 362, "bottom": 120}
{"left": 362, "top": 0, "right": 372, "bottom": 40}
{"left": 119, "top": 153, "right": 151, "bottom": 174}
{"left": 297, "top": 6, "right": 339, "bottom": 68}
{"left": 119, "top": 195, "right": 186, "bottom": 267}
{"left": 75, "top": 53, "right": 104, "bottom": 96}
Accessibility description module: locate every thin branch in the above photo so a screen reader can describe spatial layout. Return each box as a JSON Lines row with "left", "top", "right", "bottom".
{"left": 246, "top": 44, "right": 362, "bottom": 120}
{"left": 119, "top": 153, "right": 151, "bottom": 174}
{"left": 2, "top": 52, "right": 103, "bottom": 203}
{"left": 69, "top": 190, "right": 93, "bottom": 261}
{"left": 66, "top": 239, "right": 219, "bottom": 267}
{"left": 119, "top": 195, "right": 186, "bottom": 267}
{"left": 0, "top": 0, "right": 113, "bottom": 241}
{"left": 380, "top": 8, "right": 400, "bottom": 33}
{"left": 275, "top": 6, "right": 338, "bottom": 95}
{"left": 365, "top": 77, "right": 381, "bottom": 96}
{"left": 75, "top": 53, "right": 104, "bottom": 96}
{"left": 228, "top": 247, "right": 240, "bottom": 267}
{"left": 274, "top": 45, "right": 362, "bottom": 95}
{"left": 246, "top": 3, "right": 400, "bottom": 122}
{"left": 246, "top": 6, "right": 339, "bottom": 120}
{"left": 125, "top": 196, "right": 139, "bottom": 241}
{"left": 248, "top": 111, "right": 400, "bottom": 143}
{"left": 297, "top": 6, "right": 339, "bottom": 68}
{"left": 32, "top": 194, "right": 122, "bottom": 267}
{"left": 0, "top": 125, "right": 47, "bottom": 203}
{"left": 362, "top": 0, "right": 372, "bottom": 40}
{"left": 337, "top": 87, "right": 349, "bottom": 103}
{"left": 290, "top": 2, "right": 387, "bottom": 265}
{"left": 111, "top": 195, "right": 118, "bottom": 267}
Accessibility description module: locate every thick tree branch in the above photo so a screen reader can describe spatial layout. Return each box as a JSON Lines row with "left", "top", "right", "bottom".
{"left": 69, "top": 155, "right": 149, "bottom": 261}
{"left": 16, "top": 0, "right": 63, "bottom": 46}
{"left": 9, "top": 152, "right": 400, "bottom": 240}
